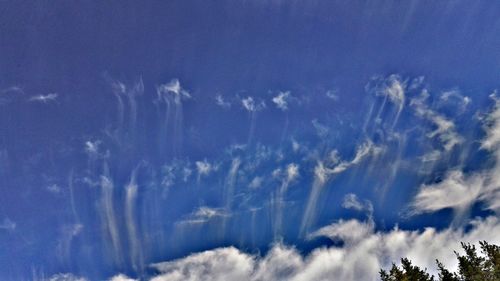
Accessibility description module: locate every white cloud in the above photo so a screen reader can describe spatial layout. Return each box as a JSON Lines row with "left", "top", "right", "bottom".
{"left": 325, "top": 90, "right": 339, "bottom": 101}
{"left": 285, "top": 163, "right": 299, "bottom": 183}
{"left": 0, "top": 86, "right": 25, "bottom": 105}
{"left": 412, "top": 170, "right": 484, "bottom": 215}
{"left": 47, "top": 184, "right": 62, "bottom": 194}
{"left": 157, "top": 79, "right": 191, "bottom": 105}
{"left": 342, "top": 193, "right": 373, "bottom": 214}
{"left": 0, "top": 217, "right": 16, "bottom": 231}
{"left": 131, "top": 216, "right": 500, "bottom": 281}
{"left": 412, "top": 96, "right": 500, "bottom": 215}
{"left": 46, "top": 273, "right": 88, "bottom": 281}
{"left": 291, "top": 139, "right": 300, "bottom": 153}
{"left": 311, "top": 119, "right": 329, "bottom": 138}
{"left": 241, "top": 96, "right": 265, "bottom": 112}
{"left": 160, "top": 160, "right": 193, "bottom": 188}
{"left": 85, "top": 140, "right": 101, "bottom": 155}
{"left": 195, "top": 159, "right": 213, "bottom": 177}
{"left": 481, "top": 93, "right": 500, "bottom": 151}
{"left": 309, "top": 219, "right": 375, "bottom": 244}
{"left": 215, "top": 94, "right": 231, "bottom": 108}
{"left": 151, "top": 247, "right": 253, "bottom": 281}
{"left": 411, "top": 89, "right": 463, "bottom": 151}
{"left": 439, "top": 89, "right": 471, "bottom": 112}
{"left": 365, "top": 75, "right": 409, "bottom": 130}
{"left": 248, "top": 176, "right": 263, "bottom": 189}
{"left": 301, "top": 141, "right": 382, "bottom": 235}
{"left": 329, "top": 141, "right": 382, "bottom": 175}
{"left": 108, "top": 274, "right": 137, "bottom": 281}
{"left": 178, "top": 206, "right": 229, "bottom": 225}
{"left": 272, "top": 163, "right": 300, "bottom": 184}
{"left": 379, "top": 75, "right": 405, "bottom": 106}
{"left": 272, "top": 91, "right": 291, "bottom": 111}
{"left": 28, "top": 93, "right": 58, "bottom": 103}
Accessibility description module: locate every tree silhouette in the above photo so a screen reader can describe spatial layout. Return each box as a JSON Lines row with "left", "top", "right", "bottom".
{"left": 380, "top": 241, "right": 500, "bottom": 281}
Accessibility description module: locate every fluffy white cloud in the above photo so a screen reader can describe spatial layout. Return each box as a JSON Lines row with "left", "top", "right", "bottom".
{"left": 109, "top": 216, "right": 500, "bottom": 281}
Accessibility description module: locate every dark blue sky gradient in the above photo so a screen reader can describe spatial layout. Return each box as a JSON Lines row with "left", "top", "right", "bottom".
{"left": 1, "top": 1, "right": 500, "bottom": 280}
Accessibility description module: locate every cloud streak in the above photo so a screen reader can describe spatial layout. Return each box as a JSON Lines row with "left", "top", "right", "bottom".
{"left": 300, "top": 141, "right": 382, "bottom": 235}
{"left": 411, "top": 95, "right": 500, "bottom": 220}
{"left": 28, "top": 93, "right": 58, "bottom": 103}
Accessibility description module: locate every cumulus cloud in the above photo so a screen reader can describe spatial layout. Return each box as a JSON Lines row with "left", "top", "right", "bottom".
{"left": 117, "top": 216, "right": 500, "bottom": 281}
{"left": 272, "top": 91, "right": 291, "bottom": 111}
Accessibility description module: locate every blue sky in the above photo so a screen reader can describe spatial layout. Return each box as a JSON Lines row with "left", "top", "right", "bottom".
{"left": 1, "top": 1, "right": 500, "bottom": 280}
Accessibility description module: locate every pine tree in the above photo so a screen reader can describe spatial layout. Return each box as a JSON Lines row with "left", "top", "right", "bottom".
{"left": 380, "top": 241, "right": 500, "bottom": 281}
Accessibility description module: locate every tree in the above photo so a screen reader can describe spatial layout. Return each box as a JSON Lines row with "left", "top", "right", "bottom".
{"left": 380, "top": 241, "right": 500, "bottom": 281}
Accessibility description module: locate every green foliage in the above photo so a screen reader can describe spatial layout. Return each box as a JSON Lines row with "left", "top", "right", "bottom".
{"left": 380, "top": 241, "right": 500, "bottom": 281}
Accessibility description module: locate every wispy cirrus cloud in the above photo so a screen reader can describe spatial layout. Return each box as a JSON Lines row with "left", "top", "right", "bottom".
{"left": 28, "top": 93, "right": 58, "bottom": 103}
{"left": 300, "top": 140, "right": 382, "bottom": 235}
{"left": 342, "top": 193, "right": 373, "bottom": 214}
{"left": 215, "top": 94, "right": 231, "bottom": 108}
{"left": 178, "top": 206, "right": 230, "bottom": 225}
{"left": 241, "top": 96, "right": 265, "bottom": 112}
{"left": 0, "top": 217, "right": 16, "bottom": 231}
{"left": 410, "top": 89, "right": 463, "bottom": 151}
{"left": 411, "top": 94, "right": 500, "bottom": 219}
